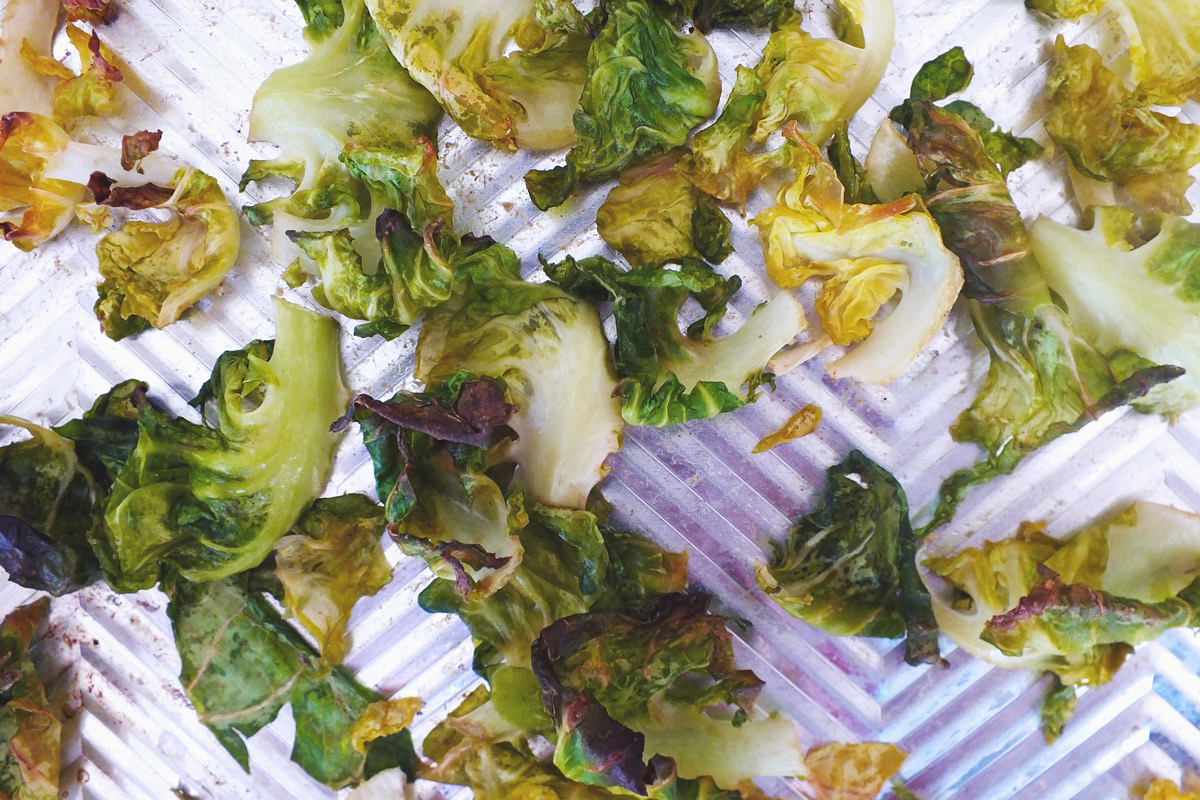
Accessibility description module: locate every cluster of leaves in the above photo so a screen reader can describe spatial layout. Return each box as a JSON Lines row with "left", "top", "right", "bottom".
{"left": 406, "top": 466, "right": 909, "bottom": 797}
{"left": 0, "top": 299, "right": 418, "bottom": 789}
{"left": 0, "top": 0, "right": 244, "bottom": 340}
{"left": 883, "top": 61, "right": 1182, "bottom": 535}
{"left": 341, "top": 363, "right": 910, "bottom": 796}
{"left": 0, "top": 113, "right": 241, "bottom": 339}
{"left": 926, "top": 501, "right": 1200, "bottom": 740}
{"left": 242, "top": 0, "right": 465, "bottom": 340}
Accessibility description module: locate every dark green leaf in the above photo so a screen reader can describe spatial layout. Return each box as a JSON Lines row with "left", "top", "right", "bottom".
{"left": 691, "top": 194, "right": 733, "bottom": 263}
{"left": 168, "top": 574, "right": 410, "bottom": 788}
{"left": 527, "top": 0, "right": 721, "bottom": 208}
{"left": 757, "top": 451, "right": 943, "bottom": 665}
{"left": 827, "top": 126, "right": 880, "bottom": 204}
{"left": 0, "top": 419, "right": 104, "bottom": 595}
{"left": 525, "top": 164, "right": 577, "bottom": 212}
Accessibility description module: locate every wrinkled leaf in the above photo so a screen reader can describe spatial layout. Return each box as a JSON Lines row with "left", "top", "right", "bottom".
{"left": 757, "top": 451, "right": 943, "bottom": 666}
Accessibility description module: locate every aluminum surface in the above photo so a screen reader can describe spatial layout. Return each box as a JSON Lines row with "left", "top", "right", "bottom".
{"left": 1, "top": 0, "right": 1199, "bottom": 798}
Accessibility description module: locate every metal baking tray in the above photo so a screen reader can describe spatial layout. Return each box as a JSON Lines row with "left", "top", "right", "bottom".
{"left": 2, "top": 0, "right": 1199, "bottom": 797}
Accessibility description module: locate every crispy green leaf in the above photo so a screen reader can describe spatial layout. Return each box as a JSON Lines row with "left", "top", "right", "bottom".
{"left": 757, "top": 451, "right": 943, "bottom": 665}
{"left": 416, "top": 242, "right": 624, "bottom": 508}
{"left": 532, "top": 593, "right": 809, "bottom": 790}
{"left": 243, "top": 0, "right": 451, "bottom": 314}
{"left": 888, "top": 46, "right": 972, "bottom": 128}
{"left": 1030, "top": 208, "right": 1200, "bottom": 415}
{"left": 93, "top": 167, "right": 241, "bottom": 339}
{"left": 982, "top": 566, "right": 1192, "bottom": 657}
{"left": 421, "top": 686, "right": 620, "bottom": 800}
{"left": 418, "top": 502, "right": 688, "bottom": 677}
{"left": 525, "top": 0, "right": 721, "bottom": 209}
{"left": 754, "top": 135, "right": 963, "bottom": 385}
{"left": 364, "top": 0, "right": 590, "bottom": 149}
{"left": 1040, "top": 675, "right": 1077, "bottom": 744}
{"left": 544, "top": 254, "right": 804, "bottom": 426}
{"left": 168, "top": 574, "right": 414, "bottom": 788}
{"left": 683, "top": 0, "right": 893, "bottom": 204}
{"left": 100, "top": 299, "right": 348, "bottom": 589}
{"left": 648, "top": 0, "right": 790, "bottom": 32}
{"left": 596, "top": 153, "right": 731, "bottom": 268}
{"left": 827, "top": 126, "right": 880, "bottom": 205}
{"left": 927, "top": 501, "right": 1200, "bottom": 741}
{"left": 942, "top": 100, "right": 1043, "bottom": 177}
{"left": 889, "top": 48, "right": 1040, "bottom": 177}
{"left": 53, "top": 379, "right": 147, "bottom": 486}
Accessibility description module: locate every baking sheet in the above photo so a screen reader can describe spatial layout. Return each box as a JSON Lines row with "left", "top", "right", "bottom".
{"left": 2, "top": 0, "right": 1200, "bottom": 797}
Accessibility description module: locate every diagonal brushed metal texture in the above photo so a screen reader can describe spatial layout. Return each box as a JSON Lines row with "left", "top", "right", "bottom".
{"left": 1, "top": 0, "right": 1198, "bottom": 798}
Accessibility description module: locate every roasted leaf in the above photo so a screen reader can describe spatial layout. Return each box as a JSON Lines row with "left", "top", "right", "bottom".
{"left": 353, "top": 376, "right": 523, "bottom": 598}
{"left": 889, "top": 48, "right": 1040, "bottom": 177}
{"left": 525, "top": 0, "right": 721, "bottom": 209}
{"left": 274, "top": 495, "right": 392, "bottom": 665}
{"left": 596, "top": 153, "right": 732, "bottom": 269}
{"left": 416, "top": 242, "right": 624, "bottom": 508}
{"left": 902, "top": 101, "right": 1180, "bottom": 535}
{"left": 544, "top": 254, "right": 804, "bottom": 426}
{"left": 683, "top": 0, "right": 893, "bottom": 204}
{"left": 168, "top": 574, "right": 415, "bottom": 788}
{"left": 100, "top": 298, "right": 348, "bottom": 589}
{"left": 1030, "top": 207, "right": 1200, "bottom": 415}
{"left": 0, "top": 599, "right": 59, "bottom": 800}
{"left": 804, "top": 742, "right": 907, "bottom": 800}
{"left": 648, "top": 0, "right": 790, "bottom": 32}
{"left": 61, "top": 0, "right": 118, "bottom": 24}
{"left": 752, "top": 404, "right": 821, "bottom": 453}
{"left": 0, "top": 417, "right": 104, "bottom": 595}
{"left": 532, "top": 593, "right": 808, "bottom": 790}
{"left": 1044, "top": 37, "right": 1200, "bottom": 215}
{"left": 754, "top": 129, "right": 963, "bottom": 385}
{"left": 243, "top": 0, "right": 454, "bottom": 327}
{"left": 926, "top": 501, "right": 1200, "bottom": 738}
{"left": 364, "top": 0, "right": 590, "bottom": 150}
{"left": 757, "top": 451, "right": 943, "bottom": 666}
{"left": 93, "top": 166, "right": 241, "bottom": 339}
